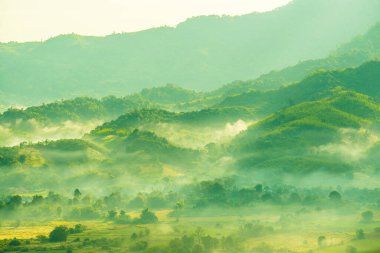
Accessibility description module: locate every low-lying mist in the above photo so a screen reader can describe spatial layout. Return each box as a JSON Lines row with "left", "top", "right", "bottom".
{"left": 0, "top": 119, "right": 103, "bottom": 147}
{"left": 144, "top": 119, "right": 253, "bottom": 149}
{"left": 312, "top": 127, "right": 380, "bottom": 162}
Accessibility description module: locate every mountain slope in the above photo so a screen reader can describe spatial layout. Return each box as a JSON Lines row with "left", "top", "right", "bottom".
{"left": 230, "top": 90, "right": 380, "bottom": 174}
{"left": 218, "top": 61, "right": 380, "bottom": 116}
{"left": 0, "top": 84, "right": 210, "bottom": 147}
{"left": 2, "top": 0, "right": 380, "bottom": 105}
{"left": 213, "top": 20, "right": 380, "bottom": 95}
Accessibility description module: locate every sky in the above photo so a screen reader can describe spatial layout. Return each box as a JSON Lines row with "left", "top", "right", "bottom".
{"left": 0, "top": 0, "right": 291, "bottom": 42}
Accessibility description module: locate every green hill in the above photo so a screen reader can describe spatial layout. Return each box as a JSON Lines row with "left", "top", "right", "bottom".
{"left": 218, "top": 61, "right": 380, "bottom": 116}
{"left": 230, "top": 90, "right": 380, "bottom": 174}
{"left": 0, "top": 84, "right": 213, "bottom": 147}
{"left": 0, "top": 139, "right": 105, "bottom": 168}
{"left": 91, "top": 107, "right": 255, "bottom": 136}
{"left": 0, "top": 84, "right": 206, "bottom": 126}
{"left": 2, "top": 89, "right": 380, "bottom": 191}
{"left": 0, "top": 96, "right": 151, "bottom": 126}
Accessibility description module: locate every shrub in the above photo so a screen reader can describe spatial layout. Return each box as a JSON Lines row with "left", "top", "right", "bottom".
{"left": 130, "top": 241, "right": 148, "bottom": 251}
{"left": 130, "top": 233, "right": 138, "bottom": 240}
{"left": 36, "top": 235, "right": 49, "bottom": 243}
{"left": 8, "top": 238, "right": 21, "bottom": 246}
{"left": 134, "top": 209, "right": 158, "bottom": 224}
{"left": 355, "top": 229, "right": 365, "bottom": 240}
{"left": 49, "top": 226, "right": 69, "bottom": 242}
{"left": 361, "top": 211, "right": 373, "bottom": 223}
{"left": 68, "top": 224, "right": 86, "bottom": 234}
{"left": 328, "top": 191, "right": 341, "bottom": 201}
{"left": 318, "top": 236, "right": 326, "bottom": 247}
{"left": 346, "top": 246, "right": 357, "bottom": 253}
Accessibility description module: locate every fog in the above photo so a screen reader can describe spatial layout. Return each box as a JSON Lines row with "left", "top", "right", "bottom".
{"left": 146, "top": 119, "right": 253, "bottom": 149}
{"left": 312, "top": 128, "right": 379, "bottom": 161}
{"left": 0, "top": 119, "right": 102, "bottom": 147}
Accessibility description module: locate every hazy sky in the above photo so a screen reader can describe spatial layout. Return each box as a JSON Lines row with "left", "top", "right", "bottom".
{"left": 0, "top": 0, "right": 291, "bottom": 42}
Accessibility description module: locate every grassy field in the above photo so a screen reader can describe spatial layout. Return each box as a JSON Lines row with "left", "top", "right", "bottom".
{"left": 0, "top": 206, "right": 379, "bottom": 252}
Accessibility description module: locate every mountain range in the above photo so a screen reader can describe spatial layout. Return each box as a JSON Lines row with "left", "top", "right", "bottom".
{"left": 1, "top": 0, "right": 380, "bottom": 192}
{"left": 1, "top": 0, "right": 380, "bottom": 105}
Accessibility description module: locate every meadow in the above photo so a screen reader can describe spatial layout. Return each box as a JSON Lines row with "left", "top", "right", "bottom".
{"left": 1, "top": 203, "right": 379, "bottom": 253}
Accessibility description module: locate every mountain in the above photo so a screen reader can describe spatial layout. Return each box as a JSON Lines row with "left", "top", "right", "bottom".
{"left": 0, "top": 84, "right": 213, "bottom": 147}
{"left": 230, "top": 90, "right": 380, "bottom": 175}
{"left": 218, "top": 61, "right": 380, "bottom": 116}
{"left": 0, "top": 84, "right": 206, "bottom": 126}
{"left": 0, "top": 97, "right": 150, "bottom": 126}
{"left": 2, "top": 89, "right": 379, "bottom": 191}
{"left": 3, "top": 66, "right": 380, "bottom": 191}
{"left": 139, "top": 84, "right": 203, "bottom": 105}
{"left": 90, "top": 107, "right": 255, "bottom": 138}
{"left": 213, "top": 20, "right": 380, "bottom": 95}
{"left": 2, "top": 0, "right": 380, "bottom": 105}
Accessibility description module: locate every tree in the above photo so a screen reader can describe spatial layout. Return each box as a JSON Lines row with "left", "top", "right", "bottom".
{"left": 182, "top": 235, "right": 194, "bottom": 249}
{"left": 328, "top": 191, "right": 342, "bottom": 201}
{"left": 194, "top": 227, "right": 205, "bottom": 244}
{"left": 346, "top": 246, "right": 357, "bottom": 253}
{"left": 138, "top": 209, "right": 158, "bottom": 224}
{"left": 130, "top": 232, "right": 138, "bottom": 240}
{"left": 49, "top": 226, "right": 69, "bottom": 242}
{"left": 169, "top": 238, "right": 181, "bottom": 251}
{"left": 318, "top": 235, "right": 326, "bottom": 247}
{"left": 8, "top": 238, "right": 21, "bottom": 246}
{"left": 129, "top": 194, "right": 145, "bottom": 208}
{"left": 221, "top": 236, "right": 238, "bottom": 251}
{"left": 104, "top": 192, "right": 122, "bottom": 208}
{"left": 255, "top": 184, "right": 263, "bottom": 193}
{"left": 18, "top": 154, "right": 26, "bottom": 164}
{"left": 68, "top": 224, "right": 86, "bottom": 234}
{"left": 174, "top": 201, "right": 184, "bottom": 222}
{"left": 107, "top": 210, "right": 117, "bottom": 220}
{"left": 355, "top": 229, "right": 365, "bottom": 240}
{"left": 6, "top": 195, "right": 22, "bottom": 209}
{"left": 47, "top": 191, "right": 61, "bottom": 203}
{"left": 116, "top": 210, "right": 132, "bottom": 224}
{"left": 31, "top": 195, "right": 44, "bottom": 205}
{"left": 201, "top": 235, "right": 218, "bottom": 251}
{"left": 289, "top": 192, "right": 301, "bottom": 203}
{"left": 192, "top": 244, "right": 204, "bottom": 253}
{"left": 361, "top": 211, "right": 373, "bottom": 223}
{"left": 74, "top": 189, "right": 82, "bottom": 199}
{"left": 36, "top": 235, "right": 48, "bottom": 243}
{"left": 130, "top": 241, "right": 148, "bottom": 251}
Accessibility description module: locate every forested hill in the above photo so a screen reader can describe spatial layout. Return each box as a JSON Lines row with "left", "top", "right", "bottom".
{"left": 218, "top": 61, "right": 380, "bottom": 116}
{"left": 1, "top": 0, "right": 380, "bottom": 105}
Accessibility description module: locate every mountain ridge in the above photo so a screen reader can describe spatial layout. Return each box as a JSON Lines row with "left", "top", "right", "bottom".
{"left": 2, "top": 0, "right": 380, "bottom": 105}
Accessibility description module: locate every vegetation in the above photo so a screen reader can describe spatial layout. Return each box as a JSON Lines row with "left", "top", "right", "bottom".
{"left": 1, "top": 1, "right": 380, "bottom": 252}
{"left": 2, "top": 0, "right": 380, "bottom": 106}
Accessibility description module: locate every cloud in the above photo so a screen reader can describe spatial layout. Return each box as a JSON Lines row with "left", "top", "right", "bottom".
{"left": 0, "top": 120, "right": 102, "bottom": 147}
{"left": 150, "top": 119, "right": 253, "bottom": 149}
{"left": 312, "top": 128, "right": 379, "bottom": 161}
